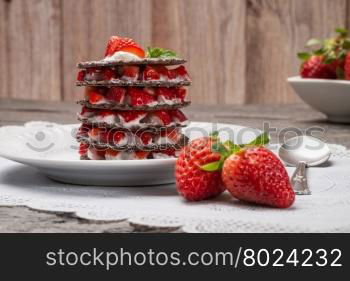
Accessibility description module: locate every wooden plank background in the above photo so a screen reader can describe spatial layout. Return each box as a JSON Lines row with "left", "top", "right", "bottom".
{"left": 0, "top": 0, "right": 349, "bottom": 105}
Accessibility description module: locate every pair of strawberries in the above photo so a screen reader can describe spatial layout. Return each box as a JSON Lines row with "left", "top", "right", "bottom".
{"left": 299, "top": 28, "right": 350, "bottom": 79}
{"left": 175, "top": 133, "right": 295, "bottom": 209}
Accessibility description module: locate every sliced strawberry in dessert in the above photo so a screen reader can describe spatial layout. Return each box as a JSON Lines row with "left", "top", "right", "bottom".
{"left": 77, "top": 70, "right": 86, "bottom": 81}
{"left": 103, "top": 68, "right": 115, "bottom": 80}
{"left": 150, "top": 111, "right": 172, "bottom": 126}
{"left": 122, "top": 66, "right": 140, "bottom": 81}
{"left": 105, "top": 36, "right": 145, "bottom": 58}
{"left": 77, "top": 124, "right": 90, "bottom": 138}
{"left": 79, "top": 106, "right": 96, "bottom": 118}
{"left": 169, "top": 109, "right": 187, "bottom": 123}
{"left": 174, "top": 88, "right": 187, "bottom": 102}
{"left": 168, "top": 66, "right": 189, "bottom": 80}
{"left": 134, "top": 151, "right": 150, "bottom": 159}
{"left": 88, "top": 128, "right": 108, "bottom": 143}
{"left": 143, "top": 66, "right": 161, "bottom": 80}
{"left": 128, "top": 88, "right": 157, "bottom": 107}
{"left": 88, "top": 147, "right": 106, "bottom": 160}
{"left": 79, "top": 143, "right": 89, "bottom": 156}
{"left": 89, "top": 91, "right": 105, "bottom": 104}
{"left": 136, "top": 131, "right": 154, "bottom": 145}
{"left": 118, "top": 111, "right": 147, "bottom": 127}
{"left": 106, "top": 87, "right": 126, "bottom": 104}
{"left": 108, "top": 130, "right": 127, "bottom": 146}
{"left": 105, "top": 149, "right": 122, "bottom": 160}
{"left": 156, "top": 88, "right": 176, "bottom": 104}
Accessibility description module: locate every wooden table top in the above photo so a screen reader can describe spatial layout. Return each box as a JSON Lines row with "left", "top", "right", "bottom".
{"left": 0, "top": 99, "right": 349, "bottom": 232}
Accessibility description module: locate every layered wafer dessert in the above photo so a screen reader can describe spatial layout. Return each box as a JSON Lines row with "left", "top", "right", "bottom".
{"left": 75, "top": 36, "right": 191, "bottom": 160}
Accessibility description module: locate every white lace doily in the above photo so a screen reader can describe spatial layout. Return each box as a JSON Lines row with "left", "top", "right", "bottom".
{"left": 0, "top": 139, "right": 350, "bottom": 232}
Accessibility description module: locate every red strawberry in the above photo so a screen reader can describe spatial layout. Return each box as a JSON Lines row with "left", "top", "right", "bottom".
{"left": 345, "top": 52, "right": 350, "bottom": 80}
{"left": 128, "top": 88, "right": 157, "bottom": 107}
{"left": 134, "top": 151, "right": 150, "bottom": 159}
{"left": 155, "top": 66, "right": 169, "bottom": 77}
{"left": 176, "top": 137, "right": 225, "bottom": 201}
{"left": 222, "top": 146, "right": 295, "bottom": 208}
{"left": 103, "top": 68, "right": 115, "bottom": 80}
{"left": 300, "top": 55, "right": 335, "bottom": 79}
{"left": 156, "top": 88, "right": 175, "bottom": 102}
{"left": 79, "top": 143, "right": 89, "bottom": 156}
{"left": 152, "top": 111, "right": 172, "bottom": 126}
{"left": 168, "top": 66, "right": 189, "bottom": 79}
{"left": 88, "top": 128, "right": 108, "bottom": 143}
{"left": 143, "top": 66, "right": 161, "bottom": 80}
{"left": 105, "top": 36, "right": 145, "bottom": 58}
{"left": 105, "top": 149, "right": 121, "bottom": 159}
{"left": 108, "top": 130, "right": 126, "bottom": 145}
{"left": 89, "top": 91, "right": 105, "bottom": 104}
{"left": 80, "top": 106, "right": 96, "bottom": 117}
{"left": 106, "top": 87, "right": 126, "bottom": 103}
{"left": 169, "top": 109, "right": 187, "bottom": 123}
{"left": 122, "top": 66, "right": 140, "bottom": 80}
{"left": 118, "top": 111, "right": 146, "bottom": 123}
{"left": 136, "top": 131, "right": 153, "bottom": 145}
{"left": 175, "top": 88, "right": 187, "bottom": 102}
{"left": 77, "top": 70, "right": 86, "bottom": 81}
{"left": 88, "top": 147, "right": 106, "bottom": 160}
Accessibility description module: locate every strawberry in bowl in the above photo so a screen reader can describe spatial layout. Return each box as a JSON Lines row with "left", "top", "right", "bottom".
{"left": 289, "top": 28, "right": 350, "bottom": 123}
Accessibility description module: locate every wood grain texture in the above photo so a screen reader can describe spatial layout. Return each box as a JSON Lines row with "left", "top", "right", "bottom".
{"left": 62, "top": 0, "right": 152, "bottom": 101}
{"left": 4, "top": 0, "right": 62, "bottom": 101}
{"left": 152, "top": 0, "right": 247, "bottom": 105}
{"left": 245, "top": 0, "right": 347, "bottom": 104}
{"left": 0, "top": 0, "right": 9, "bottom": 98}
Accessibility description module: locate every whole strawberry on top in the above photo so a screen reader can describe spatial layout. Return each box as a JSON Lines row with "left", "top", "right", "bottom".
{"left": 175, "top": 135, "right": 225, "bottom": 201}
{"left": 201, "top": 133, "right": 295, "bottom": 208}
{"left": 298, "top": 28, "right": 350, "bottom": 79}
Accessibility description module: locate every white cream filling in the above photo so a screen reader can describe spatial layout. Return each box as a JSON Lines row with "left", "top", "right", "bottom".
{"left": 93, "top": 114, "right": 118, "bottom": 125}
{"left": 103, "top": 51, "right": 141, "bottom": 62}
{"left": 119, "top": 113, "right": 147, "bottom": 128}
{"left": 152, "top": 153, "right": 174, "bottom": 159}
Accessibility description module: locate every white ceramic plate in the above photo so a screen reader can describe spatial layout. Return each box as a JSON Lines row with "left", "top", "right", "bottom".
{"left": 288, "top": 76, "right": 350, "bottom": 123}
{"left": 0, "top": 121, "right": 261, "bottom": 186}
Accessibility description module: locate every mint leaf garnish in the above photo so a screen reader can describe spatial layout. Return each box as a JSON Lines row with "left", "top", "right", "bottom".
{"left": 146, "top": 47, "right": 177, "bottom": 58}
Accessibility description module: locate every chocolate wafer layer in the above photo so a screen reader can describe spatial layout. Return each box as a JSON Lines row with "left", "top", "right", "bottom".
{"left": 77, "top": 58, "right": 187, "bottom": 69}
{"left": 78, "top": 117, "right": 188, "bottom": 130}
{"left": 78, "top": 100, "right": 191, "bottom": 111}
{"left": 77, "top": 134, "right": 188, "bottom": 151}
{"left": 76, "top": 80, "right": 191, "bottom": 87}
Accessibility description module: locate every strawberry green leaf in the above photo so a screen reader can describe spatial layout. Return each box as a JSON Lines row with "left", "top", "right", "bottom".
{"left": 146, "top": 47, "right": 177, "bottom": 58}
{"left": 209, "top": 131, "right": 219, "bottom": 138}
{"left": 200, "top": 161, "right": 221, "bottom": 172}
{"left": 223, "top": 140, "right": 241, "bottom": 154}
{"left": 306, "top": 38, "right": 322, "bottom": 47}
{"left": 335, "top": 27, "right": 348, "bottom": 37}
{"left": 248, "top": 132, "right": 270, "bottom": 146}
{"left": 297, "top": 52, "right": 311, "bottom": 61}
{"left": 211, "top": 143, "right": 229, "bottom": 156}
{"left": 343, "top": 39, "right": 350, "bottom": 50}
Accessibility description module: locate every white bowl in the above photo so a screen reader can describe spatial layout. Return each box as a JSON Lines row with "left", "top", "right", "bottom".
{"left": 288, "top": 76, "right": 350, "bottom": 123}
